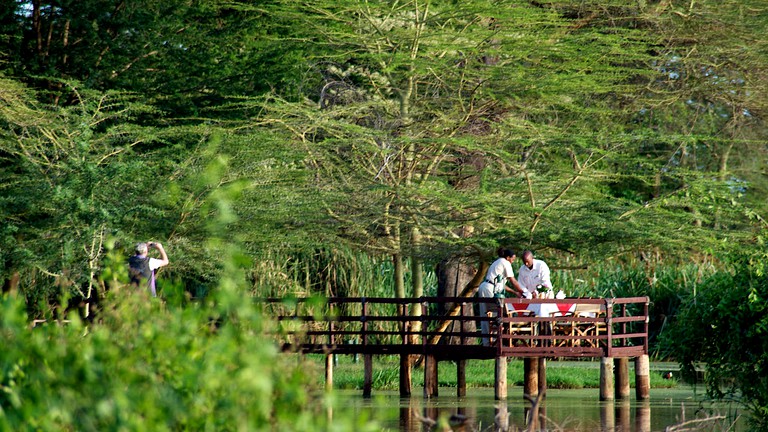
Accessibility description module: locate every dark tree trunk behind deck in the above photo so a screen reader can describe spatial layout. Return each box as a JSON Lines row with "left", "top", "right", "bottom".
{"left": 436, "top": 257, "right": 477, "bottom": 344}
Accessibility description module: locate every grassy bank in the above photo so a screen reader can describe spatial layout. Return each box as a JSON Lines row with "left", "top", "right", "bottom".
{"left": 302, "top": 354, "right": 679, "bottom": 391}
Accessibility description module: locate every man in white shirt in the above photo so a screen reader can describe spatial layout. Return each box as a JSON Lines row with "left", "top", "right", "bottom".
{"left": 517, "top": 250, "right": 552, "bottom": 297}
{"left": 129, "top": 241, "right": 170, "bottom": 297}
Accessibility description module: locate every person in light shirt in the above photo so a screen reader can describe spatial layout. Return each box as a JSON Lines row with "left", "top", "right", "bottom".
{"left": 517, "top": 250, "right": 552, "bottom": 298}
{"left": 477, "top": 248, "right": 524, "bottom": 346}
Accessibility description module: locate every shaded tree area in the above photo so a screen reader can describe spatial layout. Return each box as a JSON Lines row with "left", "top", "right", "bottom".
{"left": 0, "top": 0, "right": 308, "bottom": 113}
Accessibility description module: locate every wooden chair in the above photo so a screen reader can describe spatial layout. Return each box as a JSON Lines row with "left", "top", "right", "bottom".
{"left": 572, "top": 304, "right": 606, "bottom": 348}
{"left": 549, "top": 311, "right": 575, "bottom": 347}
{"left": 486, "top": 310, "right": 499, "bottom": 346}
{"left": 505, "top": 309, "right": 537, "bottom": 347}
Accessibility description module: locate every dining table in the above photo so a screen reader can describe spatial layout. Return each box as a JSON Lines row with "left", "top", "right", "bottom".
{"left": 506, "top": 300, "right": 576, "bottom": 317}
{"left": 505, "top": 300, "right": 577, "bottom": 347}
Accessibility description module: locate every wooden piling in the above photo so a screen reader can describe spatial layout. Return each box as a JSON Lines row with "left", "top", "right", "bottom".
{"left": 538, "top": 357, "right": 547, "bottom": 398}
{"left": 635, "top": 354, "right": 650, "bottom": 400}
{"left": 457, "top": 360, "right": 466, "bottom": 397}
{"left": 599, "top": 357, "right": 614, "bottom": 401}
{"left": 495, "top": 356, "right": 508, "bottom": 400}
{"left": 363, "top": 354, "right": 373, "bottom": 397}
{"left": 523, "top": 357, "right": 539, "bottom": 399}
{"left": 615, "top": 357, "right": 630, "bottom": 399}
{"left": 399, "top": 354, "right": 411, "bottom": 397}
{"left": 325, "top": 353, "right": 333, "bottom": 392}
{"left": 424, "top": 355, "right": 438, "bottom": 398}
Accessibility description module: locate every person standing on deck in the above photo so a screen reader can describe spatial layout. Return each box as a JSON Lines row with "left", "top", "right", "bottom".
{"left": 477, "top": 248, "right": 524, "bottom": 346}
{"left": 517, "top": 250, "right": 552, "bottom": 298}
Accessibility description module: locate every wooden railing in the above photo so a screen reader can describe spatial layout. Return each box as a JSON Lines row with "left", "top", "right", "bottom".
{"left": 264, "top": 296, "right": 649, "bottom": 359}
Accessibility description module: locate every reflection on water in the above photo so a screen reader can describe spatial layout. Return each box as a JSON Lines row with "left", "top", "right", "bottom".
{"left": 331, "top": 387, "right": 746, "bottom": 431}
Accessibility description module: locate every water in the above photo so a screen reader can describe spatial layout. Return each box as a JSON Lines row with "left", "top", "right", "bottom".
{"left": 330, "top": 387, "right": 748, "bottom": 431}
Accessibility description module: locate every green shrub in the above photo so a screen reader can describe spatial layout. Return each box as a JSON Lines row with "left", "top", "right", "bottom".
{"left": 664, "top": 256, "right": 768, "bottom": 431}
{"left": 0, "top": 289, "right": 380, "bottom": 431}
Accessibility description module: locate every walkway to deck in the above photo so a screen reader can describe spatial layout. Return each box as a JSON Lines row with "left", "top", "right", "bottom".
{"left": 265, "top": 296, "right": 650, "bottom": 400}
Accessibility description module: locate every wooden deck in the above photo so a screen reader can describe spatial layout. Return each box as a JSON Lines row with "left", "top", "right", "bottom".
{"left": 265, "top": 296, "right": 649, "bottom": 360}
{"left": 265, "top": 296, "right": 651, "bottom": 399}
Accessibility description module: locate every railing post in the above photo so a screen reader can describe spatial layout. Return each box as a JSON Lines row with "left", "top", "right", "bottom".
{"left": 421, "top": 298, "right": 429, "bottom": 352}
{"left": 400, "top": 298, "right": 412, "bottom": 397}
{"left": 620, "top": 304, "right": 627, "bottom": 347}
{"left": 400, "top": 299, "right": 407, "bottom": 345}
{"left": 360, "top": 297, "right": 372, "bottom": 397}
{"left": 328, "top": 301, "right": 335, "bottom": 349}
{"left": 605, "top": 299, "right": 614, "bottom": 358}
{"left": 496, "top": 297, "right": 505, "bottom": 356}
{"left": 361, "top": 297, "right": 368, "bottom": 348}
{"left": 643, "top": 298, "right": 650, "bottom": 355}
{"left": 460, "top": 301, "right": 466, "bottom": 346}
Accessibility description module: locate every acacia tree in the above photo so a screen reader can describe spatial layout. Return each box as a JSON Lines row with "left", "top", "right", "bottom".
{"left": 0, "top": 0, "right": 306, "bottom": 113}
{"left": 629, "top": 0, "right": 768, "bottom": 224}
{"left": 0, "top": 78, "right": 188, "bottom": 316}
{"left": 250, "top": 0, "right": 684, "bottom": 295}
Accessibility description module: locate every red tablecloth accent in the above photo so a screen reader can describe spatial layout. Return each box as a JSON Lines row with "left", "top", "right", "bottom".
{"left": 511, "top": 302, "right": 530, "bottom": 311}
{"left": 557, "top": 303, "right": 575, "bottom": 314}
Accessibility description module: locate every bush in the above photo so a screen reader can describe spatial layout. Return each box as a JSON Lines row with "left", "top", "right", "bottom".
{"left": 0, "top": 288, "right": 379, "bottom": 431}
{"left": 664, "top": 257, "right": 768, "bottom": 431}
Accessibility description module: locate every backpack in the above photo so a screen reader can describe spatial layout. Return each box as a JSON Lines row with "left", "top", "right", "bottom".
{"left": 128, "top": 255, "right": 151, "bottom": 286}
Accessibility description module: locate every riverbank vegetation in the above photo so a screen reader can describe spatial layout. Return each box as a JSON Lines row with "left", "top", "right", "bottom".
{"left": 2, "top": 0, "right": 768, "bottom": 429}
{"left": 0, "top": 287, "right": 381, "bottom": 431}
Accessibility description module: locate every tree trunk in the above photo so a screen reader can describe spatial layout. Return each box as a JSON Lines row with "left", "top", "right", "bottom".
{"left": 409, "top": 227, "right": 423, "bottom": 345}
{"left": 2, "top": 271, "right": 20, "bottom": 297}
{"left": 436, "top": 257, "right": 477, "bottom": 344}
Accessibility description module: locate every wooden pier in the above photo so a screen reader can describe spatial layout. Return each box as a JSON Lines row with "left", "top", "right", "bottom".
{"left": 266, "top": 296, "right": 650, "bottom": 400}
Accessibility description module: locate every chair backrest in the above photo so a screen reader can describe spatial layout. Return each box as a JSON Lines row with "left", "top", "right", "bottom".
{"left": 573, "top": 303, "right": 605, "bottom": 317}
{"left": 549, "top": 311, "right": 574, "bottom": 317}
{"left": 510, "top": 309, "right": 535, "bottom": 317}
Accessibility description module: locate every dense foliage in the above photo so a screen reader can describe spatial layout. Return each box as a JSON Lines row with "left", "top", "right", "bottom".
{"left": 0, "top": 287, "right": 381, "bottom": 431}
{"left": 663, "top": 254, "right": 768, "bottom": 430}
{"left": 1, "top": 0, "right": 768, "bottom": 428}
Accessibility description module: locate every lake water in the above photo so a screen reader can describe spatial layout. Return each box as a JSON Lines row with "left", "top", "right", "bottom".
{"left": 330, "top": 387, "right": 748, "bottom": 431}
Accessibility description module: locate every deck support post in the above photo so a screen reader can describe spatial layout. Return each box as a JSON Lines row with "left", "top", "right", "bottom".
{"left": 615, "top": 357, "right": 630, "bottom": 399}
{"left": 456, "top": 360, "right": 466, "bottom": 397}
{"left": 635, "top": 354, "right": 650, "bottom": 400}
{"left": 424, "top": 355, "right": 438, "bottom": 398}
{"left": 399, "top": 354, "right": 412, "bottom": 397}
{"left": 538, "top": 357, "right": 547, "bottom": 398}
{"left": 600, "top": 357, "right": 614, "bottom": 401}
{"left": 363, "top": 354, "right": 373, "bottom": 397}
{"left": 495, "top": 356, "right": 508, "bottom": 400}
{"left": 523, "top": 357, "right": 539, "bottom": 399}
{"left": 325, "top": 353, "right": 333, "bottom": 392}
